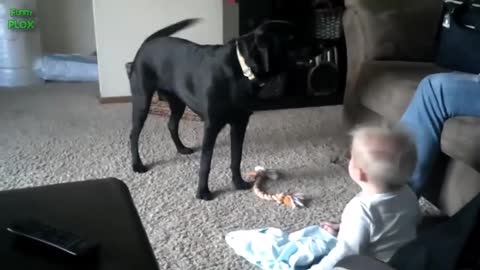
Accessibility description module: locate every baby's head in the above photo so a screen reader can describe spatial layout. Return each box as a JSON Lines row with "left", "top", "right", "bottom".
{"left": 348, "top": 125, "right": 417, "bottom": 193}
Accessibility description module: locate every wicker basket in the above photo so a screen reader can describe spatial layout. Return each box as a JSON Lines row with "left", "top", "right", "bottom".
{"left": 313, "top": 7, "right": 344, "bottom": 40}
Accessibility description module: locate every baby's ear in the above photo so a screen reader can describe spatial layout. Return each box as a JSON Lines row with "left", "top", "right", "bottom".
{"left": 358, "top": 167, "right": 368, "bottom": 183}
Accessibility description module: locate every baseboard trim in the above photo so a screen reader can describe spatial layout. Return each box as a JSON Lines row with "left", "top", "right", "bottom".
{"left": 99, "top": 96, "right": 131, "bottom": 104}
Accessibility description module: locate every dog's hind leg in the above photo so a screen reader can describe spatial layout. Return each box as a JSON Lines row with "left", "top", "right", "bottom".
{"left": 162, "top": 93, "right": 194, "bottom": 155}
{"left": 130, "top": 79, "right": 154, "bottom": 173}
{"left": 230, "top": 115, "right": 253, "bottom": 190}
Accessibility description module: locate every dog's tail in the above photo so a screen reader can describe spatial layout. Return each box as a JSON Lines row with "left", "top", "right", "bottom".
{"left": 143, "top": 18, "right": 201, "bottom": 44}
{"left": 126, "top": 18, "right": 201, "bottom": 78}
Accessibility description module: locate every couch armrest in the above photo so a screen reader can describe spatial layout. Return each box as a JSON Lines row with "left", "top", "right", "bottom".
{"left": 342, "top": 0, "right": 443, "bottom": 125}
{"left": 333, "top": 255, "right": 395, "bottom": 270}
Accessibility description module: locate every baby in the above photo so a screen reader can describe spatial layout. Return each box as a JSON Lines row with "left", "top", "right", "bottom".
{"left": 310, "top": 125, "right": 421, "bottom": 270}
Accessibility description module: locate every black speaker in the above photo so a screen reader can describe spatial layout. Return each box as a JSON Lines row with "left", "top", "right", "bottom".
{"left": 307, "top": 46, "right": 339, "bottom": 96}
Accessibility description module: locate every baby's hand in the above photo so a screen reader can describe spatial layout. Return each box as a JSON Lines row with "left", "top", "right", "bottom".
{"left": 320, "top": 221, "right": 340, "bottom": 237}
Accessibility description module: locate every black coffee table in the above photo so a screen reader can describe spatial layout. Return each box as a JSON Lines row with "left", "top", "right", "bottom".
{"left": 0, "top": 178, "right": 159, "bottom": 270}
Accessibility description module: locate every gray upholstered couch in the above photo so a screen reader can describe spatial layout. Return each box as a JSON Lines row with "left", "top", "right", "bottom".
{"left": 336, "top": 1, "right": 480, "bottom": 268}
{"left": 342, "top": 0, "right": 480, "bottom": 216}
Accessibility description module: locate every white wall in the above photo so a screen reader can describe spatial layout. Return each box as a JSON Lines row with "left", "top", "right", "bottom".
{"left": 93, "top": 0, "right": 224, "bottom": 98}
{"left": 37, "top": 0, "right": 96, "bottom": 55}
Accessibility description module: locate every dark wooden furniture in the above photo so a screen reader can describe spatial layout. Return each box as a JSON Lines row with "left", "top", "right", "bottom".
{"left": 238, "top": 0, "right": 347, "bottom": 111}
{"left": 0, "top": 178, "right": 158, "bottom": 270}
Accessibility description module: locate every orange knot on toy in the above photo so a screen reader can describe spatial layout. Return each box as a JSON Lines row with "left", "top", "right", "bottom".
{"left": 246, "top": 166, "right": 305, "bottom": 209}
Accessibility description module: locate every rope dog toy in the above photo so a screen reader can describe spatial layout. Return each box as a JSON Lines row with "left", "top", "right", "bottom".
{"left": 246, "top": 166, "right": 305, "bottom": 209}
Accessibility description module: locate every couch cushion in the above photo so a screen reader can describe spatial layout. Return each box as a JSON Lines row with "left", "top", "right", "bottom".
{"left": 358, "top": 61, "right": 447, "bottom": 122}
{"left": 442, "top": 117, "right": 480, "bottom": 173}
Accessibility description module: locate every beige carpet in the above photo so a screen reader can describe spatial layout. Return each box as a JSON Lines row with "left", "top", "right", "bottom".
{"left": 0, "top": 82, "right": 435, "bottom": 269}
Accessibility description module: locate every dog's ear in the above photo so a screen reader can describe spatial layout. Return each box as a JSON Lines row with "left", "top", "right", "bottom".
{"left": 253, "top": 27, "right": 270, "bottom": 73}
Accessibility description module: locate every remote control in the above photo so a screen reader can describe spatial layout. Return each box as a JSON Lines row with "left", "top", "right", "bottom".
{"left": 7, "top": 219, "right": 99, "bottom": 256}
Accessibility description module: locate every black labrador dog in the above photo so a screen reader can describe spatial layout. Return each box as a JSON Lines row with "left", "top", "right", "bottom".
{"left": 127, "top": 18, "right": 296, "bottom": 200}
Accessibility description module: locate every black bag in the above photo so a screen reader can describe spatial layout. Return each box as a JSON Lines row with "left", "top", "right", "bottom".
{"left": 436, "top": 0, "right": 480, "bottom": 74}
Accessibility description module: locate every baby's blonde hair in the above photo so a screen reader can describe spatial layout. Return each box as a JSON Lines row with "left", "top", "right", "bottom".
{"left": 350, "top": 124, "right": 417, "bottom": 192}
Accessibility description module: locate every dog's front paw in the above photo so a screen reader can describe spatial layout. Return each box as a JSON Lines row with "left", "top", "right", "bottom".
{"left": 133, "top": 163, "right": 149, "bottom": 173}
{"left": 178, "top": 147, "right": 195, "bottom": 155}
{"left": 196, "top": 189, "right": 214, "bottom": 201}
{"left": 233, "top": 179, "right": 253, "bottom": 190}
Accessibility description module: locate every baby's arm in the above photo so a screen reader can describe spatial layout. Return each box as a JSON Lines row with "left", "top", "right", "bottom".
{"left": 310, "top": 200, "right": 371, "bottom": 270}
